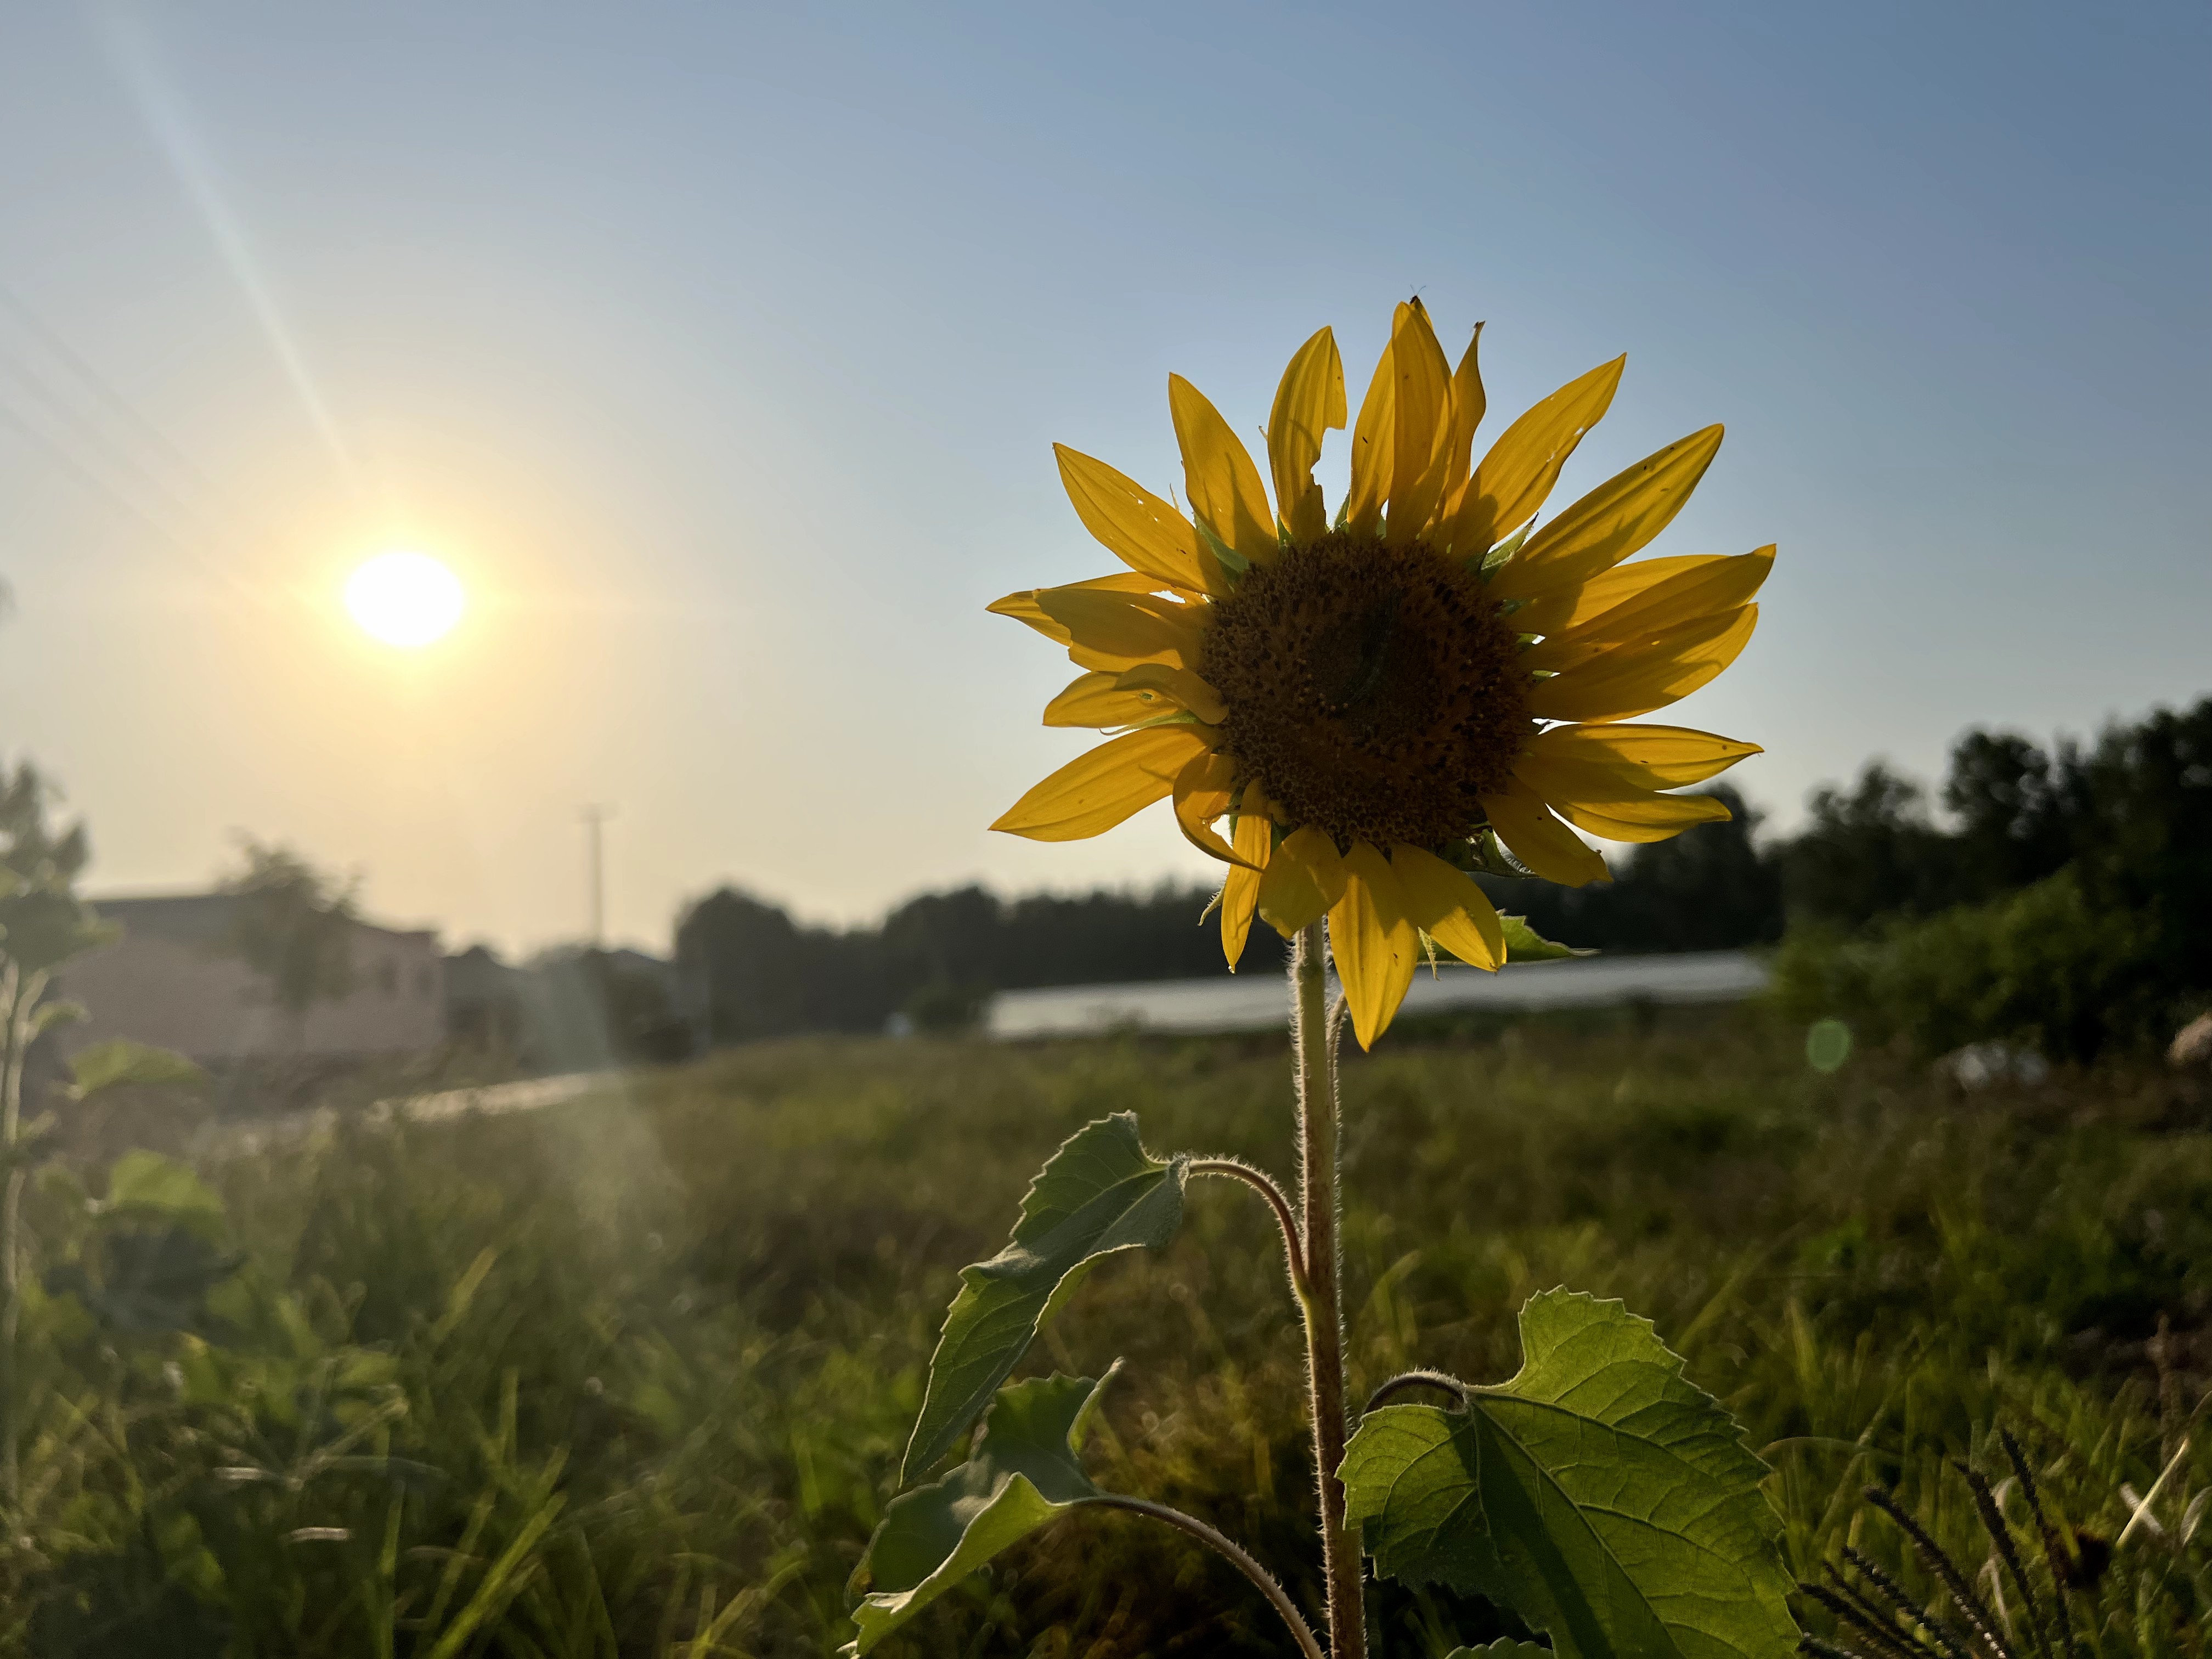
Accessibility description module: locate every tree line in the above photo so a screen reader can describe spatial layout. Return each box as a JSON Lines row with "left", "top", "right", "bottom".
{"left": 648, "top": 696, "right": 2205, "bottom": 1047}
{"left": 36, "top": 694, "right": 2192, "bottom": 1062}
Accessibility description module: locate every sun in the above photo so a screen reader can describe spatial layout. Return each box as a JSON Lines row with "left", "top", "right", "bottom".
{"left": 345, "top": 550, "right": 465, "bottom": 648}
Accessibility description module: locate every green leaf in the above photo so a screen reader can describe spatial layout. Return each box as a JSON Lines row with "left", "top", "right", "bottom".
{"left": 67, "top": 1038, "right": 208, "bottom": 1097}
{"left": 851, "top": 1367, "right": 1120, "bottom": 1656}
{"left": 0, "top": 888, "right": 116, "bottom": 975}
{"left": 1341, "top": 1289, "right": 1799, "bottom": 1659}
{"left": 103, "top": 1150, "right": 225, "bottom": 1234}
{"left": 902, "top": 1114, "right": 1187, "bottom": 1480}
{"left": 35, "top": 1162, "right": 91, "bottom": 1215}
{"left": 45, "top": 1224, "right": 242, "bottom": 1336}
{"left": 29, "top": 998, "right": 86, "bottom": 1037}
{"left": 1447, "top": 1645, "right": 1554, "bottom": 1658}
{"left": 1499, "top": 915, "right": 1593, "bottom": 963}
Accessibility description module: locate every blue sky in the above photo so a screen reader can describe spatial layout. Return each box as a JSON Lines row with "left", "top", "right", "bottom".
{"left": 1, "top": 2, "right": 2205, "bottom": 953}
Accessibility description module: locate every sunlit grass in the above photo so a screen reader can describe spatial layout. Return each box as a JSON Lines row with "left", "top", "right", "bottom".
{"left": 9, "top": 1009, "right": 2208, "bottom": 1654}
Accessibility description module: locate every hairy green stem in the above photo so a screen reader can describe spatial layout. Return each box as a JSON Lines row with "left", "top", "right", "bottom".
{"left": 1189, "top": 1159, "right": 1310, "bottom": 1300}
{"left": 1092, "top": 1494, "right": 1328, "bottom": 1659}
{"left": 1291, "top": 920, "right": 1364, "bottom": 1658}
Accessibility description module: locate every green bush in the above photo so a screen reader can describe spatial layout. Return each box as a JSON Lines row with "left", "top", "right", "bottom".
{"left": 1771, "top": 866, "right": 2195, "bottom": 1062}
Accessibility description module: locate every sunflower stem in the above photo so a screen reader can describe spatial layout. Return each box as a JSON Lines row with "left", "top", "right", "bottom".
{"left": 1291, "top": 920, "right": 1364, "bottom": 1658}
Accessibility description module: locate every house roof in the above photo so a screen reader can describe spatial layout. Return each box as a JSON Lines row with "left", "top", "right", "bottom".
{"left": 88, "top": 891, "right": 436, "bottom": 948}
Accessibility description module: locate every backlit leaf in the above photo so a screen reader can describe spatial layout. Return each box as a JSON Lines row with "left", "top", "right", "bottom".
{"left": 68, "top": 1038, "right": 208, "bottom": 1098}
{"left": 901, "top": 1115, "right": 1187, "bottom": 1480}
{"left": 851, "top": 1368, "right": 1120, "bottom": 1655}
{"left": 1341, "top": 1289, "right": 1799, "bottom": 1659}
{"left": 103, "top": 1149, "right": 225, "bottom": 1235}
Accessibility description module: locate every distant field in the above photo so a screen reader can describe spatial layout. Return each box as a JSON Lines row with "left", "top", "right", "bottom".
{"left": 15, "top": 1009, "right": 2211, "bottom": 1656}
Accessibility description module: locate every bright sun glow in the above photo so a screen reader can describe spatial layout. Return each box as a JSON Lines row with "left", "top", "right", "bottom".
{"left": 345, "top": 551, "right": 465, "bottom": 648}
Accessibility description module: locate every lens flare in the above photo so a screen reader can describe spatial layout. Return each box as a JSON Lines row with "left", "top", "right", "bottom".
{"left": 345, "top": 551, "right": 465, "bottom": 648}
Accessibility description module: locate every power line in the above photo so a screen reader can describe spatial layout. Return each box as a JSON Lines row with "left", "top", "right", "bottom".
{"left": 0, "top": 278, "right": 255, "bottom": 591}
{"left": 0, "top": 395, "right": 203, "bottom": 555}
{"left": 0, "top": 337, "right": 222, "bottom": 541}
{"left": 0, "top": 278, "right": 242, "bottom": 522}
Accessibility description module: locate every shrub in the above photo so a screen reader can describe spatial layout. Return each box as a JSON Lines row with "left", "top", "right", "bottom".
{"left": 1771, "top": 867, "right": 2192, "bottom": 1063}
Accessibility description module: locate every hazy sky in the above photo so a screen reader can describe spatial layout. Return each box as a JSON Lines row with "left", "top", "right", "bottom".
{"left": 1, "top": 2, "right": 2205, "bottom": 955}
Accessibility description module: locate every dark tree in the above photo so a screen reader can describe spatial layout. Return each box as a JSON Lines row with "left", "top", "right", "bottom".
{"left": 1942, "top": 729, "right": 2078, "bottom": 896}
{"left": 1776, "top": 762, "right": 1963, "bottom": 925}
{"left": 222, "top": 840, "right": 360, "bottom": 1029}
{"left": 674, "top": 888, "right": 817, "bottom": 1041}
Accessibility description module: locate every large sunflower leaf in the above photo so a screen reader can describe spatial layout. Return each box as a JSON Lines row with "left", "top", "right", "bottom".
{"left": 850, "top": 1367, "right": 1120, "bottom": 1656}
{"left": 1341, "top": 1290, "right": 1799, "bottom": 1659}
{"left": 902, "top": 1113, "right": 1187, "bottom": 1480}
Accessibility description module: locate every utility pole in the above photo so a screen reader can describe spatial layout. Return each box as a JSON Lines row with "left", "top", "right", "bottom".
{"left": 580, "top": 804, "right": 616, "bottom": 947}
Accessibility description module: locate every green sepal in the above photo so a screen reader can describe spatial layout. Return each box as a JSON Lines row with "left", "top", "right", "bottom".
{"left": 1192, "top": 517, "right": 1249, "bottom": 585}
{"left": 849, "top": 1367, "right": 1121, "bottom": 1656}
{"left": 901, "top": 1114, "right": 1187, "bottom": 1481}
{"left": 1447, "top": 829, "right": 1525, "bottom": 879}
{"left": 1341, "top": 1289, "right": 1799, "bottom": 1659}
{"left": 1499, "top": 916, "right": 1592, "bottom": 963}
{"left": 1477, "top": 524, "right": 1531, "bottom": 576}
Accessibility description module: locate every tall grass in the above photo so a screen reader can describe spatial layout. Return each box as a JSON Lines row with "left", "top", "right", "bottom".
{"left": 7, "top": 1007, "right": 2208, "bottom": 1655}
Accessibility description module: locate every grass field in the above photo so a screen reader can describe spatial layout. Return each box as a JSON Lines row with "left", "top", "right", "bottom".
{"left": 11, "top": 1005, "right": 2211, "bottom": 1656}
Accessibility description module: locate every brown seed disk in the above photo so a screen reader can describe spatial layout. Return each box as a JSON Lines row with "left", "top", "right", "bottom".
{"left": 1200, "top": 531, "right": 1529, "bottom": 852}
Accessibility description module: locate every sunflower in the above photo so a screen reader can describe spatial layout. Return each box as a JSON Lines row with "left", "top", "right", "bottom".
{"left": 989, "top": 301, "right": 1770, "bottom": 1048}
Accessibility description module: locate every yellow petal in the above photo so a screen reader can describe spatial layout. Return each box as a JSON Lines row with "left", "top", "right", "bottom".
{"left": 1391, "top": 844, "right": 1502, "bottom": 970}
{"left": 1506, "top": 554, "right": 1717, "bottom": 639}
{"left": 1480, "top": 782, "right": 1610, "bottom": 886}
{"left": 1169, "top": 375, "right": 1278, "bottom": 567}
{"left": 1437, "top": 323, "right": 1487, "bottom": 518}
{"left": 1519, "top": 548, "right": 1772, "bottom": 674}
{"left": 1042, "top": 671, "right": 1158, "bottom": 728}
{"left": 1526, "top": 604, "right": 1758, "bottom": 724}
{"left": 1113, "top": 663, "right": 1227, "bottom": 725}
{"left": 1329, "top": 845, "right": 1418, "bottom": 1049}
{"left": 991, "top": 725, "right": 1212, "bottom": 842}
{"left": 1385, "top": 299, "right": 1455, "bottom": 546}
{"left": 1511, "top": 749, "right": 1741, "bottom": 836}
{"left": 1053, "top": 445, "right": 1221, "bottom": 595}
{"left": 1256, "top": 825, "right": 1347, "bottom": 937}
{"left": 1266, "top": 328, "right": 1346, "bottom": 545}
{"left": 989, "top": 572, "right": 1166, "bottom": 645}
{"left": 1545, "top": 789, "right": 1733, "bottom": 844}
{"left": 1441, "top": 356, "right": 1625, "bottom": 558}
{"left": 1487, "top": 426, "right": 1724, "bottom": 603}
{"left": 1219, "top": 800, "right": 1274, "bottom": 969}
{"left": 1344, "top": 335, "right": 1395, "bottom": 539}
{"left": 1172, "top": 751, "right": 1259, "bottom": 868}
{"left": 1523, "top": 722, "right": 1761, "bottom": 789}
{"left": 1035, "top": 585, "right": 1207, "bottom": 671}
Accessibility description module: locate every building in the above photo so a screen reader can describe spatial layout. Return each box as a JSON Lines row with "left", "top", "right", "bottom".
{"left": 54, "top": 893, "right": 445, "bottom": 1065}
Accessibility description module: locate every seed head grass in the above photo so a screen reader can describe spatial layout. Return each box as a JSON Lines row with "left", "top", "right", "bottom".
{"left": 8, "top": 1008, "right": 2207, "bottom": 1654}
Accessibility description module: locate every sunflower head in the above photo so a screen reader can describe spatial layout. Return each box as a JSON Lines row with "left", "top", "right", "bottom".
{"left": 990, "top": 300, "right": 1771, "bottom": 1048}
